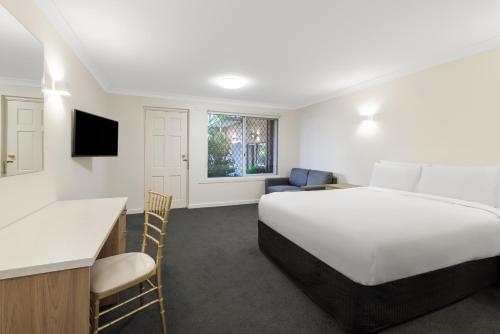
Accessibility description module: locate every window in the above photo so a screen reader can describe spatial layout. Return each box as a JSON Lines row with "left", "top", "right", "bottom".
{"left": 207, "top": 112, "right": 278, "bottom": 177}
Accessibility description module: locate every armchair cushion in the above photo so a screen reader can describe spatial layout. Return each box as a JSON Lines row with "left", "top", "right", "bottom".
{"left": 267, "top": 185, "right": 301, "bottom": 193}
{"left": 307, "top": 170, "right": 334, "bottom": 186}
{"left": 289, "top": 168, "right": 309, "bottom": 187}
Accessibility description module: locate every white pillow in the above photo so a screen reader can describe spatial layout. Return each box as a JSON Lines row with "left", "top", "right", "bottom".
{"left": 380, "top": 160, "right": 428, "bottom": 168}
{"left": 369, "top": 163, "right": 422, "bottom": 192}
{"left": 417, "top": 165, "right": 500, "bottom": 207}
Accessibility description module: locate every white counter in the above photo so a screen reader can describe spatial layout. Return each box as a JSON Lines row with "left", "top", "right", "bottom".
{"left": 0, "top": 197, "right": 127, "bottom": 280}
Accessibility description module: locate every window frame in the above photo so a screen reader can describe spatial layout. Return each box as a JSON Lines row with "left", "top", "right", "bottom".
{"left": 207, "top": 111, "right": 279, "bottom": 179}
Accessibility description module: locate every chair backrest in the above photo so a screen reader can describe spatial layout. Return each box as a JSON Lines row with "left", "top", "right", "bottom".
{"left": 141, "top": 190, "right": 173, "bottom": 265}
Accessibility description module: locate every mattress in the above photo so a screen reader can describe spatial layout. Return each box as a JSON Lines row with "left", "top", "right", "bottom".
{"left": 258, "top": 187, "right": 500, "bottom": 286}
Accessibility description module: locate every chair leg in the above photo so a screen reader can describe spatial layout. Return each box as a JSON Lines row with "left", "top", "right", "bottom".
{"left": 92, "top": 298, "right": 100, "bottom": 334}
{"left": 156, "top": 274, "right": 167, "bottom": 334}
{"left": 139, "top": 282, "right": 144, "bottom": 306}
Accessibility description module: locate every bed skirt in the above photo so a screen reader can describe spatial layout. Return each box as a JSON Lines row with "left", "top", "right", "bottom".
{"left": 258, "top": 220, "right": 500, "bottom": 333}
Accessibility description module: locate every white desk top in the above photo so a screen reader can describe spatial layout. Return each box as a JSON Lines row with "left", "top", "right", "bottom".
{"left": 0, "top": 197, "right": 127, "bottom": 280}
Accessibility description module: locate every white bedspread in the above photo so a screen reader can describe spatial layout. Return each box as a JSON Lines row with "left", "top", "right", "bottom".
{"left": 258, "top": 187, "right": 500, "bottom": 286}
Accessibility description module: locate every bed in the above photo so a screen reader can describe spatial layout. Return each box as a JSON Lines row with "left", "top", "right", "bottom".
{"left": 258, "top": 187, "right": 500, "bottom": 333}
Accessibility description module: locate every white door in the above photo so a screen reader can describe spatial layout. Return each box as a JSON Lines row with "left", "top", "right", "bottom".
{"left": 145, "top": 108, "right": 188, "bottom": 208}
{"left": 5, "top": 98, "right": 44, "bottom": 176}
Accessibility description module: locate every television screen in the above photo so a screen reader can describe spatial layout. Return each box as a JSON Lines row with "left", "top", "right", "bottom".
{"left": 72, "top": 110, "right": 119, "bottom": 156}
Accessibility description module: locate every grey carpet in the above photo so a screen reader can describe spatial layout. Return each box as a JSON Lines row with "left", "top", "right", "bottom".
{"left": 102, "top": 204, "right": 500, "bottom": 334}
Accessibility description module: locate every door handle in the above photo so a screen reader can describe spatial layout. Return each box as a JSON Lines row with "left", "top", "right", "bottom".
{"left": 181, "top": 154, "right": 188, "bottom": 162}
{"left": 6, "top": 154, "right": 15, "bottom": 163}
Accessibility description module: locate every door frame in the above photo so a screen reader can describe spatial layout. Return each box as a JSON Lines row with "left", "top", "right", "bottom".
{"left": 143, "top": 106, "right": 190, "bottom": 210}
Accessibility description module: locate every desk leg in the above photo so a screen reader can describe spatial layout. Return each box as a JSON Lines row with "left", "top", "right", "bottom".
{"left": 0, "top": 267, "right": 90, "bottom": 334}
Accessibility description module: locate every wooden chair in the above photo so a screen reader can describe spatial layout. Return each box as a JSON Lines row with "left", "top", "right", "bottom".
{"left": 90, "top": 191, "right": 172, "bottom": 334}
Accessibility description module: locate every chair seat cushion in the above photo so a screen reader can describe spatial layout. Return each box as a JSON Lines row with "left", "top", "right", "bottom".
{"left": 267, "top": 185, "right": 302, "bottom": 193}
{"left": 91, "top": 252, "right": 156, "bottom": 295}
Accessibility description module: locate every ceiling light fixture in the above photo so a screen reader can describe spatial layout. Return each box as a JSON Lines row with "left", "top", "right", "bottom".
{"left": 217, "top": 76, "right": 247, "bottom": 90}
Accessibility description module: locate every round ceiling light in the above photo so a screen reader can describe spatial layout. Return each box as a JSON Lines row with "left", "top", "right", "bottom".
{"left": 217, "top": 76, "right": 247, "bottom": 89}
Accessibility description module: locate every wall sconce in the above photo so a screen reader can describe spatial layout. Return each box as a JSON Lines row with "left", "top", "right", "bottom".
{"left": 359, "top": 103, "right": 378, "bottom": 118}
{"left": 53, "top": 80, "right": 71, "bottom": 96}
{"left": 364, "top": 113, "right": 374, "bottom": 122}
{"left": 357, "top": 102, "right": 380, "bottom": 136}
{"left": 42, "top": 73, "right": 71, "bottom": 96}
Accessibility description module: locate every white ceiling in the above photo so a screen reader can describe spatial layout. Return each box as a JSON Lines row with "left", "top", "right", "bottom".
{"left": 37, "top": 0, "right": 500, "bottom": 108}
{"left": 0, "top": 5, "right": 43, "bottom": 86}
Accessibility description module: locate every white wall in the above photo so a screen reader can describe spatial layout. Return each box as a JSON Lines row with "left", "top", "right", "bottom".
{"left": 297, "top": 46, "right": 500, "bottom": 185}
{"left": 108, "top": 94, "right": 299, "bottom": 212}
{"left": 4, "top": 0, "right": 499, "bottom": 224}
{"left": 0, "top": 83, "right": 42, "bottom": 99}
{"left": 0, "top": 0, "right": 112, "bottom": 228}
{"left": 0, "top": 0, "right": 300, "bottom": 225}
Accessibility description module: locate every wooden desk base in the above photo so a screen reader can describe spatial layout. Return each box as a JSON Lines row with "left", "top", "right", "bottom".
{"left": 0, "top": 267, "right": 89, "bottom": 334}
{"left": 98, "top": 210, "right": 127, "bottom": 258}
{"left": 0, "top": 210, "right": 126, "bottom": 334}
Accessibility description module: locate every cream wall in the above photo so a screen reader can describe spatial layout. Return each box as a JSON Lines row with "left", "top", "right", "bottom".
{"left": 10, "top": 0, "right": 498, "bottom": 220}
{"left": 0, "top": 0, "right": 299, "bottom": 224}
{"left": 108, "top": 94, "right": 299, "bottom": 212}
{"left": 0, "top": 84, "right": 42, "bottom": 98}
{"left": 0, "top": 0, "right": 112, "bottom": 228}
{"left": 297, "top": 47, "right": 500, "bottom": 185}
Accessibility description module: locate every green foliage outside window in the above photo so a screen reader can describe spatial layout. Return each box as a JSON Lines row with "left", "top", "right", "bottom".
{"left": 246, "top": 166, "right": 266, "bottom": 174}
{"left": 207, "top": 114, "right": 238, "bottom": 177}
{"left": 208, "top": 113, "right": 276, "bottom": 177}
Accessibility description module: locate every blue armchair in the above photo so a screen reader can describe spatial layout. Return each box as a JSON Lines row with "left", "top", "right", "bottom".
{"left": 265, "top": 168, "right": 337, "bottom": 194}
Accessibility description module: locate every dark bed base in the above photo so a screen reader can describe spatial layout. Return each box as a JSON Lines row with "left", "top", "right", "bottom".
{"left": 258, "top": 220, "right": 500, "bottom": 333}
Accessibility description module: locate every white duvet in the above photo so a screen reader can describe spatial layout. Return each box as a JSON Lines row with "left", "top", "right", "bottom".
{"left": 258, "top": 187, "right": 500, "bottom": 286}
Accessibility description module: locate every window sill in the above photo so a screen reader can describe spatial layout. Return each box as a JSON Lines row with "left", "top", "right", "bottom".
{"left": 199, "top": 175, "right": 282, "bottom": 184}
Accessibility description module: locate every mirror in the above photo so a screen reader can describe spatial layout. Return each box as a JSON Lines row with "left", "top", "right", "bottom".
{"left": 0, "top": 5, "right": 44, "bottom": 177}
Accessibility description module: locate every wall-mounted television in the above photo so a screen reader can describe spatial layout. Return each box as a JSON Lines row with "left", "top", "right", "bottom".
{"left": 72, "top": 110, "right": 119, "bottom": 157}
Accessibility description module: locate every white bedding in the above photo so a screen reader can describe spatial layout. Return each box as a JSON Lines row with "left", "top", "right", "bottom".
{"left": 258, "top": 187, "right": 500, "bottom": 286}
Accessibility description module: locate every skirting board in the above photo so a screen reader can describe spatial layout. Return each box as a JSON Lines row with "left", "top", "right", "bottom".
{"left": 188, "top": 199, "right": 260, "bottom": 209}
{"left": 127, "top": 199, "right": 259, "bottom": 213}
{"left": 126, "top": 208, "right": 144, "bottom": 215}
